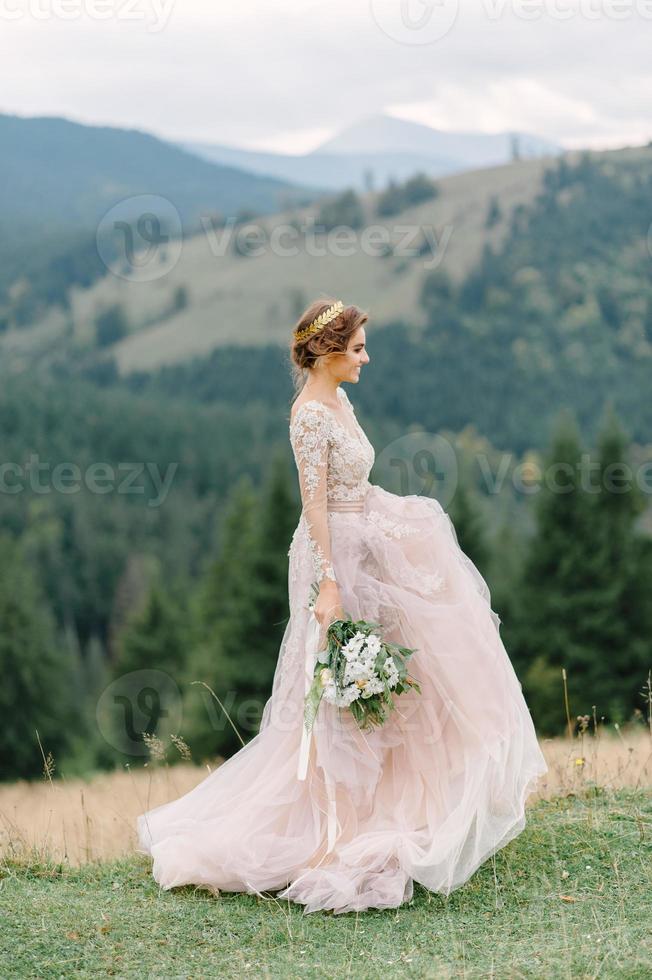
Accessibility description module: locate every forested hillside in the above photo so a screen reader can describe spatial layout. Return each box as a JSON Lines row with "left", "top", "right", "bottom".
{"left": 0, "top": 150, "right": 553, "bottom": 372}
{"left": 68, "top": 150, "right": 652, "bottom": 453}
{"left": 1, "top": 369, "right": 650, "bottom": 780}
{"left": 2, "top": 149, "right": 652, "bottom": 780}
{"left": 0, "top": 112, "right": 315, "bottom": 326}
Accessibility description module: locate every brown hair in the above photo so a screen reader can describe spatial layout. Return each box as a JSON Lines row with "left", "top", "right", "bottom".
{"left": 289, "top": 297, "right": 368, "bottom": 397}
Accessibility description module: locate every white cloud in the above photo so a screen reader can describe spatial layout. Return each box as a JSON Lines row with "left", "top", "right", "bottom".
{"left": 0, "top": 0, "right": 650, "bottom": 151}
{"left": 388, "top": 79, "right": 600, "bottom": 137}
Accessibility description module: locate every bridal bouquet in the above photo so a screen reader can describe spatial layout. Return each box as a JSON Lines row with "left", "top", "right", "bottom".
{"left": 304, "top": 590, "right": 421, "bottom": 734}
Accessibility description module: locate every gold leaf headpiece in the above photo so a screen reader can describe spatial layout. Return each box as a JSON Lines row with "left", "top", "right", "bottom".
{"left": 294, "top": 300, "right": 344, "bottom": 342}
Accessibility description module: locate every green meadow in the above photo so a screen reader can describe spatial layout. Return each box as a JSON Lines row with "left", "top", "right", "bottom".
{"left": 2, "top": 787, "right": 650, "bottom": 979}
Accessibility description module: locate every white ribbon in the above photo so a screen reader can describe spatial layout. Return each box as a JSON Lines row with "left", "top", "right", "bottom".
{"left": 296, "top": 609, "right": 338, "bottom": 852}
{"left": 297, "top": 611, "right": 320, "bottom": 782}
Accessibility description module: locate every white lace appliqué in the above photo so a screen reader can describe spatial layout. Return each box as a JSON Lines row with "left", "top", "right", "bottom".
{"left": 289, "top": 389, "right": 374, "bottom": 587}
{"left": 306, "top": 522, "right": 337, "bottom": 584}
{"left": 410, "top": 565, "right": 446, "bottom": 596}
{"left": 289, "top": 402, "right": 337, "bottom": 584}
{"left": 366, "top": 509, "right": 419, "bottom": 540}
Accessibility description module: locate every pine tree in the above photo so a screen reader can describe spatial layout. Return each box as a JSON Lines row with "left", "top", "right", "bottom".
{"left": 512, "top": 406, "right": 652, "bottom": 732}
{"left": 448, "top": 478, "right": 491, "bottom": 577}
{"left": 0, "top": 533, "right": 78, "bottom": 779}
{"left": 587, "top": 406, "right": 652, "bottom": 720}
{"left": 490, "top": 520, "right": 529, "bottom": 666}
{"left": 512, "top": 409, "right": 599, "bottom": 733}
{"left": 114, "top": 581, "right": 188, "bottom": 680}
{"left": 107, "top": 552, "right": 160, "bottom": 663}
{"left": 247, "top": 452, "right": 297, "bottom": 686}
{"left": 108, "top": 579, "right": 191, "bottom": 764}
{"left": 60, "top": 630, "right": 116, "bottom": 775}
{"left": 183, "top": 476, "right": 262, "bottom": 759}
{"left": 183, "top": 462, "right": 299, "bottom": 761}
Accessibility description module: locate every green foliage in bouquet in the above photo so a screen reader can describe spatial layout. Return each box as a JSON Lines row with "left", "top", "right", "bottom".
{"left": 304, "top": 602, "right": 421, "bottom": 734}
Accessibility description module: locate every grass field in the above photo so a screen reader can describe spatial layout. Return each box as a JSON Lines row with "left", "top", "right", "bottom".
{"left": 1, "top": 726, "right": 651, "bottom": 977}
{"left": 1, "top": 788, "right": 650, "bottom": 978}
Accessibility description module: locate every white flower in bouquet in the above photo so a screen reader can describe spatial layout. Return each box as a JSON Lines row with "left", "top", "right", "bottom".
{"left": 304, "top": 613, "right": 421, "bottom": 733}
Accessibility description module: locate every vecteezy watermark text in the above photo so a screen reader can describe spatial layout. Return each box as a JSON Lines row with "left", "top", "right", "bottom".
{"left": 200, "top": 215, "right": 453, "bottom": 270}
{"left": 483, "top": 0, "right": 652, "bottom": 20}
{"left": 0, "top": 0, "right": 175, "bottom": 31}
{"left": 0, "top": 455, "right": 178, "bottom": 507}
{"left": 370, "top": 0, "right": 652, "bottom": 48}
{"left": 374, "top": 434, "right": 652, "bottom": 507}
{"left": 96, "top": 192, "right": 454, "bottom": 282}
{"left": 97, "top": 670, "right": 445, "bottom": 756}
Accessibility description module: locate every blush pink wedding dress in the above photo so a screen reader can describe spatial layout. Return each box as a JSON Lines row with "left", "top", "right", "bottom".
{"left": 136, "top": 385, "right": 547, "bottom": 914}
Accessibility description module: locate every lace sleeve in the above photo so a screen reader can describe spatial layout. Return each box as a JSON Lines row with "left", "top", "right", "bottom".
{"left": 289, "top": 402, "right": 337, "bottom": 586}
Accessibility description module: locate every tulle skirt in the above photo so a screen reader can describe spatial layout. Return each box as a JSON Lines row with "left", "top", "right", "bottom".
{"left": 136, "top": 483, "right": 548, "bottom": 914}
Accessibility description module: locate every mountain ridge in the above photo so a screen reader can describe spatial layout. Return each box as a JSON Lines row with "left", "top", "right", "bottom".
{"left": 182, "top": 112, "right": 563, "bottom": 191}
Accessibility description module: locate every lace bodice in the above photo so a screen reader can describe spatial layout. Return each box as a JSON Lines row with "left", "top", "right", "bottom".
{"left": 289, "top": 386, "right": 375, "bottom": 585}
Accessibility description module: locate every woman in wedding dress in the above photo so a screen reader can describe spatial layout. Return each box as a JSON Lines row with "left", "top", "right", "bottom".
{"left": 136, "top": 298, "right": 548, "bottom": 914}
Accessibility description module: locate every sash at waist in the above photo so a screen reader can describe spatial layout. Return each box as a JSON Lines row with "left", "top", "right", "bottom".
{"left": 327, "top": 498, "right": 365, "bottom": 512}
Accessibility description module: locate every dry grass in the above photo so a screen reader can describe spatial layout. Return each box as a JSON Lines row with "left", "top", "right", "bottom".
{"left": 1, "top": 723, "right": 650, "bottom": 868}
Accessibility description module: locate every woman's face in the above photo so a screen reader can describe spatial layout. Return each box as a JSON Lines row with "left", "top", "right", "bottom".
{"left": 329, "top": 326, "right": 370, "bottom": 383}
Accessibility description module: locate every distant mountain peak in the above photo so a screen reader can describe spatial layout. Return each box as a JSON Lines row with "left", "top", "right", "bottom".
{"left": 314, "top": 113, "right": 444, "bottom": 155}
{"left": 313, "top": 112, "right": 561, "bottom": 160}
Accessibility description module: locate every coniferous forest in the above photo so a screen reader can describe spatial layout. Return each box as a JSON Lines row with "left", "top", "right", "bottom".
{"left": 2, "top": 152, "right": 652, "bottom": 779}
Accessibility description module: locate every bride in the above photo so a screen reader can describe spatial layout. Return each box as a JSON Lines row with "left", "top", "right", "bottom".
{"left": 136, "top": 298, "right": 548, "bottom": 914}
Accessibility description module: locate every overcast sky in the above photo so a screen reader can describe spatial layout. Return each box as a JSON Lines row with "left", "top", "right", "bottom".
{"left": 2, "top": 0, "right": 651, "bottom": 153}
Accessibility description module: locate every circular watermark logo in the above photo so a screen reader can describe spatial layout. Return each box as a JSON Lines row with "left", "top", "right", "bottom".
{"left": 374, "top": 431, "right": 458, "bottom": 508}
{"left": 96, "top": 193, "right": 183, "bottom": 283}
{"left": 369, "top": 0, "right": 459, "bottom": 45}
{"left": 96, "top": 668, "right": 183, "bottom": 757}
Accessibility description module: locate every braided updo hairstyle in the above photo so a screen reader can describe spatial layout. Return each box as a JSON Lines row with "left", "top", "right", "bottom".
{"left": 289, "top": 297, "right": 368, "bottom": 397}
